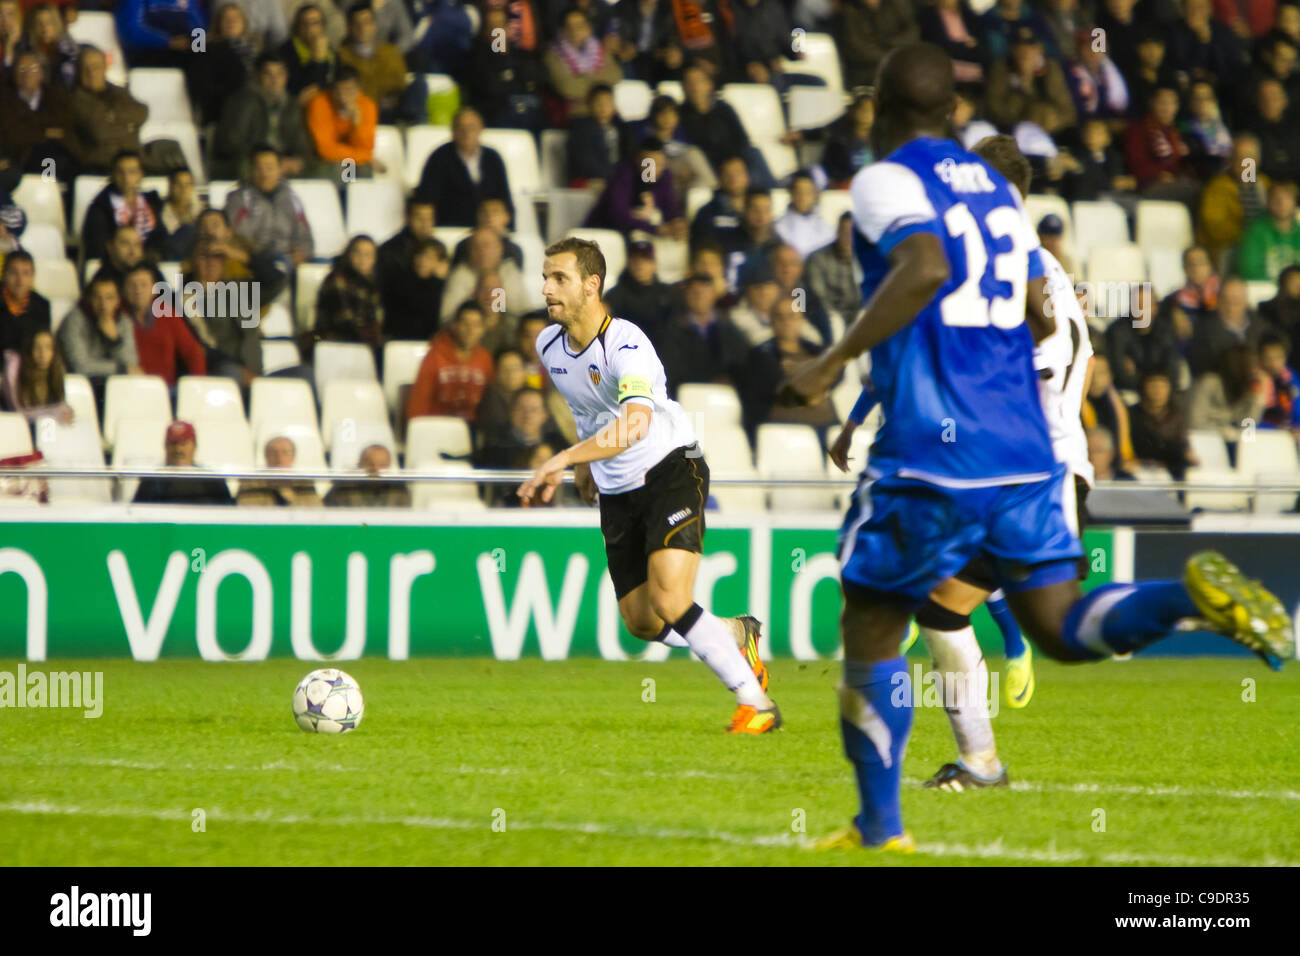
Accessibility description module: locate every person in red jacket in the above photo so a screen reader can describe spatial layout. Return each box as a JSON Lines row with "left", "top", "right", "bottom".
{"left": 1124, "top": 85, "right": 1197, "bottom": 205}
{"left": 122, "top": 263, "right": 206, "bottom": 386}
{"left": 406, "top": 299, "right": 494, "bottom": 425}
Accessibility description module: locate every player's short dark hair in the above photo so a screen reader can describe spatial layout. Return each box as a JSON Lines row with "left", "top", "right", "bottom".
{"left": 972, "top": 134, "right": 1032, "bottom": 196}
{"left": 544, "top": 237, "right": 607, "bottom": 295}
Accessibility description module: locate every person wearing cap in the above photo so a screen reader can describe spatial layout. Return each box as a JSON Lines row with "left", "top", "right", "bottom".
{"left": 584, "top": 137, "right": 686, "bottom": 240}
{"left": 603, "top": 240, "right": 680, "bottom": 337}
{"left": 132, "top": 421, "right": 237, "bottom": 505}
{"left": 1035, "top": 213, "right": 1075, "bottom": 276}
{"left": 236, "top": 435, "right": 323, "bottom": 507}
{"left": 805, "top": 211, "right": 860, "bottom": 322}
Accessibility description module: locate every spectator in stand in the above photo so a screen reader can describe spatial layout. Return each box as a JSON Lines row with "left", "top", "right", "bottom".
{"left": 236, "top": 435, "right": 323, "bottom": 506}
{"left": 441, "top": 227, "right": 526, "bottom": 322}
{"left": 0, "top": 328, "right": 71, "bottom": 422}
{"left": 987, "top": 26, "right": 1077, "bottom": 134}
{"left": 611, "top": 0, "right": 681, "bottom": 85}
{"left": 1165, "top": 0, "right": 1246, "bottom": 91}
{"left": 1129, "top": 30, "right": 1177, "bottom": 129}
{"left": 1250, "top": 78, "right": 1300, "bottom": 184}
{"left": 132, "top": 421, "right": 236, "bottom": 505}
{"left": 407, "top": 0, "right": 476, "bottom": 76}
{"left": 305, "top": 65, "right": 381, "bottom": 176}
{"left": 774, "top": 170, "right": 834, "bottom": 260}
{"left": 314, "top": 234, "right": 383, "bottom": 356}
{"left": 603, "top": 239, "right": 678, "bottom": 336}
{"left": 1182, "top": 80, "right": 1232, "bottom": 178}
{"left": 19, "top": 3, "right": 79, "bottom": 89}
{"left": 181, "top": 240, "right": 263, "bottom": 388}
{"left": 1188, "top": 276, "right": 1269, "bottom": 377}
{"left": 1086, "top": 425, "right": 1136, "bottom": 481}
{"left": 378, "top": 198, "right": 444, "bottom": 338}
{"left": 723, "top": 0, "right": 807, "bottom": 91}
{"left": 362, "top": 0, "right": 415, "bottom": 51}
{"left": 122, "top": 262, "right": 205, "bottom": 386}
{"left": 1275, "top": 1, "right": 1300, "bottom": 48}
{"left": 0, "top": 0, "right": 18, "bottom": 75}
{"left": 407, "top": 300, "right": 494, "bottom": 425}
{"left": 806, "top": 212, "right": 861, "bottom": 322}
{"left": 0, "top": 49, "right": 80, "bottom": 180}
{"left": 471, "top": 270, "right": 520, "bottom": 355}
{"left": 766, "top": 242, "right": 831, "bottom": 344}
{"left": 235, "top": 0, "right": 290, "bottom": 49}
{"left": 515, "top": 311, "right": 551, "bottom": 392}
{"left": 544, "top": 7, "right": 624, "bottom": 124}
{"left": 1065, "top": 25, "right": 1130, "bottom": 123}
{"left": 1239, "top": 179, "right": 1300, "bottom": 281}
{"left": 652, "top": 273, "right": 748, "bottom": 395}
{"left": 225, "top": 144, "right": 315, "bottom": 266}
{"left": 213, "top": 54, "right": 313, "bottom": 180}
{"left": 1083, "top": 353, "right": 1135, "bottom": 464}
{"left": 1188, "top": 343, "right": 1268, "bottom": 448}
{"left": 451, "top": 198, "right": 523, "bottom": 268}
{"left": 1199, "top": 132, "right": 1269, "bottom": 272}
{"left": 465, "top": 4, "right": 544, "bottom": 129}
{"left": 475, "top": 386, "right": 566, "bottom": 503}
{"left": 0, "top": 251, "right": 49, "bottom": 353}
{"left": 1129, "top": 369, "right": 1195, "bottom": 480}
{"left": 691, "top": 154, "right": 748, "bottom": 247}
{"left": 583, "top": 137, "right": 685, "bottom": 239}
{"left": 1217, "top": 0, "right": 1279, "bottom": 40}
{"left": 1035, "top": 214, "right": 1076, "bottom": 276}
{"left": 726, "top": 188, "right": 779, "bottom": 285}
{"left": 324, "top": 443, "right": 411, "bottom": 507}
{"left": 279, "top": 2, "right": 337, "bottom": 102}
{"left": 819, "top": 94, "right": 874, "bottom": 189}
{"left": 475, "top": 347, "right": 528, "bottom": 438}
{"left": 415, "top": 107, "right": 514, "bottom": 228}
{"left": 115, "top": 0, "right": 206, "bottom": 68}
{"left": 728, "top": 262, "right": 782, "bottom": 346}
{"left": 952, "top": 85, "right": 997, "bottom": 151}
{"left": 678, "top": 61, "right": 774, "bottom": 188}
{"left": 1259, "top": 331, "right": 1300, "bottom": 429}
{"left": 57, "top": 271, "right": 140, "bottom": 383}
{"left": 742, "top": 295, "right": 838, "bottom": 442}
{"left": 1124, "top": 86, "right": 1197, "bottom": 202}
{"left": 154, "top": 168, "right": 200, "bottom": 261}
{"left": 189, "top": 2, "right": 259, "bottom": 124}
{"left": 919, "top": 0, "right": 988, "bottom": 84}
{"left": 82, "top": 149, "right": 163, "bottom": 262}
{"left": 566, "top": 84, "right": 632, "bottom": 189}
{"left": 338, "top": 1, "right": 420, "bottom": 124}
{"left": 1261, "top": 263, "right": 1300, "bottom": 345}
{"left": 834, "top": 0, "right": 918, "bottom": 92}
{"left": 641, "top": 94, "right": 715, "bottom": 199}
{"left": 687, "top": 238, "right": 733, "bottom": 306}
{"left": 1096, "top": 0, "right": 1140, "bottom": 80}
{"left": 1165, "top": 245, "right": 1219, "bottom": 338}
{"left": 1107, "top": 284, "right": 1183, "bottom": 391}
{"left": 1063, "top": 118, "right": 1137, "bottom": 203}
{"left": 91, "top": 225, "right": 147, "bottom": 289}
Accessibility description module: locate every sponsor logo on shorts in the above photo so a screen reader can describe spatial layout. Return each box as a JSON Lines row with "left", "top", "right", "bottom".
{"left": 666, "top": 507, "right": 693, "bottom": 526}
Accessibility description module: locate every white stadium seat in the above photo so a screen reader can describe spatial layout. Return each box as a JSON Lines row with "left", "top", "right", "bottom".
{"left": 111, "top": 417, "right": 167, "bottom": 501}
{"left": 71, "top": 175, "right": 107, "bottom": 240}
{"left": 193, "top": 419, "right": 255, "bottom": 483}
{"left": 372, "top": 124, "right": 406, "bottom": 184}
{"left": 62, "top": 374, "right": 101, "bottom": 440}
{"left": 1024, "top": 193, "right": 1074, "bottom": 255}
{"left": 613, "top": 79, "right": 653, "bottom": 121}
{"left": 787, "top": 85, "right": 844, "bottom": 131}
{"left": 0, "top": 412, "right": 33, "bottom": 458}
{"left": 321, "top": 380, "right": 389, "bottom": 451}
{"left": 258, "top": 302, "right": 295, "bottom": 339}
{"left": 769, "top": 188, "right": 791, "bottom": 219}
{"left": 818, "top": 189, "right": 854, "bottom": 227}
{"left": 481, "top": 128, "right": 542, "bottom": 196}
{"left": 207, "top": 179, "right": 237, "bottom": 211}
{"left": 1237, "top": 430, "right": 1300, "bottom": 480}
{"left": 544, "top": 188, "right": 600, "bottom": 243}
{"left": 128, "top": 68, "right": 193, "bottom": 125}
{"left": 651, "top": 237, "right": 688, "bottom": 283}
{"left": 757, "top": 141, "right": 799, "bottom": 183}
{"left": 262, "top": 340, "right": 302, "bottom": 375}
{"left": 314, "top": 342, "right": 377, "bottom": 394}
{"left": 250, "top": 377, "right": 317, "bottom": 434}
{"left": 513, "top": 232, "right": 547, "bottom": 308}
{"left": 686, "top": 185, "right": 713, "bottom": 222}
{"left": 103, "top": 375, "right": 171, "bottom": 449}
{"left": 1071, "top": 200, "right": 1129, "bottom": 263}
{"left": 694, "top": 421, "right": 764, "bottom": 512}
{"left": 1086, "top": 243, "right": 1147, "bottom": 285}
{"left": 756, "top": 423, "right": 836, "bottom": 512}
{"left": 539, "top": 129, "right": 569, "bottom": 190}
{"left": 1245, "top": 280, "right": 1276, "bottom": 309}
{"left": 383, "top": 340, "right": 431, "bottom": 413}
{"left": 13, "top": 175, "right": 67, "bottom": 241}
{"left": 139, "top": 119, "right": 207, "bottom": 185}
{"left": 176, "top": 376, "right": 246, "bottom": 424}
{"left": 1188, "top": 430, "right": 1230, "bottom": 472}
{"left": 295, "top": 261, "right": 331, "bottom": 328}
{"left": 656, "top": 80, "right": 684, "bottom": 103}
{"left": 21, "top": 223, "right": 65, "bottom": 260}
{"left": 1184, "top": 467, "right": 1251, "bottom": 512}
{"left": 780, "top": 32, "right": 845, "bottom": 101}
{"left": 49, "top": 297, "right": 75, "bottom": 334}
{"left": 33, "top": 259, "right": 79, "bottom": 302}
{"left": 432, "top": 226, "right": 472, "bottom": 256}
{"left": 1135, "top": 200, "right": 1193, "bottom": 256}
{"left": 36, "top": 417, "right": 112, "bottom": 504}
{"left": 566, "top": 228, "right": 625, "bottom": 284}
{"left": 329, "top": 419, "right": 396, "bottom": 470}
{"left": 410, "top": 459, "right": 485, "bottom": 510}
{"left": 677, "top": 384, "right": 742, "bottom": 428}
{"left": 406, "top": 415, "right": 473, "bottom": 464}
{"left": 66, "top": 12, "right": 127, "bottom": 85}
{"left": 720, "top": 83, "right": 788, "bottom": 146}
{"left": 288, "top": 179, "right": 347, "bottom": 259}
{"left": 345, "top": 178, "right": 405, "bottom": 243}
{"left": 403, "top": 124, "right": 453, "bottom": 190}
{"left": 1146, "top": 247, "right": 1185, "bottom": 299}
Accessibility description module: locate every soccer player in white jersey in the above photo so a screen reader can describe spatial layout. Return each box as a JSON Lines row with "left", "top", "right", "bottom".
{"left": 518, "top": 237, "right": 782, "bottom": 734}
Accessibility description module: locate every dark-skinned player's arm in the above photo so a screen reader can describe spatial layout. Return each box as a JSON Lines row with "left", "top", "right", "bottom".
{"left": 518, "top": 403, "right": 653, "bottom": 504}
{"left": 1025, "top": 275, "right": 1055, "bottom": 343}
{"left": 780, "top": 232, "right": 951, "bottom": 404}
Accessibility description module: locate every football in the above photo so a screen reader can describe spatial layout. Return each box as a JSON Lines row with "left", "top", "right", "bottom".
{"left": 292, "top": 669, "right": 364, "bottom": 734}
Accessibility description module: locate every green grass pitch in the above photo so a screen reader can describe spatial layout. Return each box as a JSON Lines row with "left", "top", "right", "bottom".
{"left": 1, "top": 657, "right": 1296, "bottom": 866}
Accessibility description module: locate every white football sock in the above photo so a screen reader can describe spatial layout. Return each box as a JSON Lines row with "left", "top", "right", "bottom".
{"left": 677, "top": 608, "right": 768, "bottom": 707}
{"left": 920, "top": 625, "right": 1001, "bottom": 778}
{"left": 659, "top": 630, "right": 689, "bottom": 648}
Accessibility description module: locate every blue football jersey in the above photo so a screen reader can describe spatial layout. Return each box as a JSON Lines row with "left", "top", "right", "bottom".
{"left": 849, "top": 136, "right": 1057, "bottom": 486}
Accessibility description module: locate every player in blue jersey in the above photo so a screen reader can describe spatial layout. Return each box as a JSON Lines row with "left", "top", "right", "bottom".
{"left": 780, "top": 42, "right": 1294, "bottom": 853}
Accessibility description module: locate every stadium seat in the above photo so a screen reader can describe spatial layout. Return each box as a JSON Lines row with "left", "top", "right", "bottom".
{"left": 1245, "top": 280, "right": 1276, "bottom": 309}
{"left": 261, "top": 340, "right": 301, "bottom": 375}
{"left": 756, "top": 423, "right": 836, "bottom": 511}
{"left": 193, "top": 418, "right": 255, "bottom": 486}
{"left": 139, "top": 119, "right": 207, "bottom": 185}
{"left": 329, "top": 419, "right": 396, "bottom": 469}
{"left": 432, "top": 226, "right": 472, "bottom": 255}
{"left": 481, "top": 128, "right": 542, "bottom": 196}
{"left": 1184, "top": 467, "right": 1251, "bottom": 512}
{"left": 780, "top": 32, "right": 844, "bottom": 101}
{"left": 345, "top": 178, "right": 405, "bottom": 243}
{"left": 80, "top": 257, "right": 101, "bottom": 284}
{"left": 1086, "top": 243, "right": 1147, "bottom": 285}
{"left": 720, "top": 84, "right": 788, "bottom": 146}
{"left": 372, "top": 125, "right": 406, "bottom": 184}
{"left": 686, "top": 185, "right": 713, "bottom": 222}
{"left": 410, "top": 459, "right": 486, "bottom": 510}
{"left": 694, "top": 421, "right": 764, "bottom": 511}
{"left": 1071, "top": 200, "right": 1129, "bottom": 263}
{"left": 314, "top": 341, "right": 378, "bottom": 395}
{"left": 1147, "top": 247, "right": 1184, "bottom": 299}
{"left": 62, "top": 374, "right": 101, "bottom": 440}
{"left": 769, "top": 188, "right": 791, "bottom": 219}
{"left": 1237, "top": 430, "right": 1300, "bottom": 481}
{"left": 652, "top": 237, "right": 688, "bottom": 283}
{"left": 402, "top": 124, "right": 453, "bottom": 190}
{"left": 613, "top": 79, "right": 653, "bottom": 121}
{"left": 21, "top": 223, "right": 66, "bottom": 260}
{"left": 249, "top": 376, "right": 317, "bottom": 434}
{"left": 258, "top": 302, "right": 294, "bottom": 339}
{"left": 539, "top": 129, "right": 569, "bottom": 190}
{"left": 13, "top": 175, "right": 66, "bottom": 242}
{"left": 176, "top": 376, "right": 246, "bottom": 425}
{"left": 818, "top": 188, "right": 853, "bottom": 227}
{"left": 406, "top": 415, "right": 473, "bottom": 464}
{"left": 566, "top": 228, "right": 626, "bottom": 282}
{"left": 1253, "top": 470, "right": 1300, "bottom": 513}
{"left": 36, "top": 415, "right": 111, "bottom": 504}
{"left": 103, "top": 375, "right": 172, "bottom": 449}
{"left": 677, "top": 384, "right": 742, "bottom": 428}
{"left": 288, "top": 180, "right": 346, "bottom": 259}
{"left": 1188, "top": 430, "right": 1230, "bottom": 471}
{"left": 831, "top": 371, "right": 864, "bottom": 424}
{"left": 1135, "top": 200, "right": 1193, "bottom": 257}
{"left": 33, "top": 259, "right": 78, "bottom": 301}
{"left": 111, "top": 417, "right": 167, "bottom": 502}
{"left": 656, "top": 80, "right": 684, "bottom": 102}
{"left": 71, "top": 175, "right": 107, "bottom": 240}
{"left": 513, "top": 232, "right": 547, "bottom": 308}
{"left": 49, "top": 297, "right": 75, "bottom": 334}
{"left": 207, "top": 179, "right": 236, "bottom": 211}
{"left": 321, "top": 380, "right": 389, "bottom": 451}
{"left": 128, "top": 68, "right": 193, "bottom": 125}
{"left": 544, "top": 188, "right": 600, "bottom": 244}
{"left": 1132, "top": 464, "right": 1173, "bottom": 484}
{"left": 1024, "top": 193, "right": 1074, "bottom": 254}
{"left": 756, "top": 141, "right": 799, "bottom": 183}
{"left": 0, "top": 412, "right": 33, "bottom": 458}
{"left": 295, "top": 261, "right": 331, "bottom": 328}
{"left": 787, "top": 85, "right": 844, "bottom": 131}
{"left": 382, "top": 340, "right": 430, "bottom": 413}
{"left": 66, "top": 12, "right": 127, "bottom": 85}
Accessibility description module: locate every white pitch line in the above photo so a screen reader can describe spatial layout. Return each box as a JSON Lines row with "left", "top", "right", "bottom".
{"left": 0, "top": 801, "right": 1294, "bottom": 866}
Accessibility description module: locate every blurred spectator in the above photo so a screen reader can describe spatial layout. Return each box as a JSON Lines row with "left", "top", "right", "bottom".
{"left": 1129, "top": 31, "right": 1177, "bottom": 128}
{"left": 603, "top": 239, "right": 678, "bottom": 336}
{"left": 57, "top": 271, "right": 140, "bottom": 381}
{"left": 1086, "top": 425, "right": 1136, "bottom": 481}
{"left": 642, "top": 94, "right": 715, "bottom": 198}
{"left": 1260, "top": 263, "right": 1300, "bottom": 344}
{"left": 19, "top": 3, "right": 79, "bottom": 89}
{"left": 471, "top": 270, "right": 520, "bottom": 354}
{"left": 407, "top": 0, "right": 477, "bottom": 76}
{"left": 952, "top": 84, "right": 997, "bottom": 150}
{"left": 1129, "top": 369, "right": 1194, "bottom": 480}
{"left": 1036, "top": 214, "right": 1076, "bottom": 276}
{"left": 1107, "top": 285, "right": 1183, "bottom": 392}
{"left": 306, "top": 65, "right": 380, "bottom": 176}
{"left": 687, "top": 238, "right": 733, "bottom": 305}
{"left": 653, "top": 272, "right": 748, "bottom": 395}
{"left": 742, "top": 294, "right": 838, "bottom": 441}
{"left": 611, "top": 0, "right": 681, "bottom": 84}
{"left": 1259, "top": 330, "right": 1300, "bottom": 429}
{"left": 774, "top": 170, "right": 834, "bottom": 260}
{"left": 766, "top": 242, "right": 831, "bottom": 344}
{"left": 1, "top": 327, "right": 71, "bottom": 422}
{"left": 1274, "top": 1, "right": 1300, "bottom": 47}
{"left": 0, "top": 250, "right": 49, "bottom": 353}
{"left": 1188, "top": 343, "right": 1268, "bottom": 446}
{"left": 1165, "top": 0, "right": 1245, "bottom": 91}
{"left": 475, "top": 386, "right": 566, "bottom": 503}
{"left": 225, "top": 144, "right": 315, "bottom": 265}
{"left": 1238, "top": 179, "right": 1300, "bottom": 281}
{"left": 919, "top": 0, "right": 988, "bottom": 84}
{"left": 189, "top": 2, "right": 259, "bottom": 124}
{"left": 115, "top": 0, "right": 206, "bottom": 68}
{"left": 213, "top": 54, "right": 313, "bottom": 180}
{"left": 441, "top": 227, "right": 526, "bottom": 321}
{"left": 1169, "top": 245, "right": 1220, "bottom": 323}
{"left": 180, "top": 240, "right": 263, "bottom": 388}
{"left": 475, "top": 346, "right": 527, "bottom": 436}
{"left": 1188, "top": 276, "right": 1269, "bottom": 377}
{"left": 690, "top": 154, "right": 747, "bottom": 246}
{"left": 132, "top": 421, "right": 236, "bottom": 505}
{"left": 1083, "top": 353, "right": 1136, "bottom": 464}
{"left": 987, "top": 27, "right": 1077, "bottom": 134}
{"left": 0, "top": 0, "right": 19, "bottom": 75}
{"left": 451, "top": 198, "right": 523, "bottom": 268}
{"left": 1124, "top": 86, "right": 1197, "bottom": 200}
{"left": 819, "top": 94, "right": 875, "bottom": 188}
{"left": 1198, "top": 132, "right": 1268, "bottom": 271}
{"left": 1095, "top": 0, "right": 1141, "bottom": 80}
{"left": 155, "top": 168, "right": 200, "bottom": 261}
{"left": 122, "top": 262, "right": 205, "bottom": 385}
{"left": 566, "top": 83, "right": 632, "bottom": 189}
{"left": 363, "top": 0, "right": 415, "bottom": 51}
{"left": 324, "top": 443, "right": 411, "bottom": 506}
{"left": 834, "top": 0, "right": 918, "bottom": 92}
{"left": 1250, "top": 78, "right": 1300, "bottom": 183}
{"left": 1065, "top": 26, "right": 1130, "bottom": 124}
{"left": 314, "top": 234, "right": 383, "bottom": 353}
{"left": 378, "top": 198, "right": 442, "bottom": 337}
{"left": 1182, "top": 80, "right": 1232, "bottom": 177}
{"left": 93, "top": 225, "right": 146, "bottom": 288}
{"left": 236, "top": 435, "right": 323, "bottom": 506}
{"left": 465, "top": 3, "right": 544, "bottom": 129}
{"left": 515, "top": 312, "right": 551, "bottom": 391}
{"left": 279, "top": 2, "right": 337, "bottom": 102}
{"left": 728, "top": 262, "right": 782, "bottom": 345}
{"left": 415, "top": 107, "right": 514, "bottom": 228}
{"left": 338, "top": 1, "right": 419, "bottom": 124}
{"left": 83, "top": 149, "right": 162, "bottom": 262}
{"left": 981, "top": 0, "right": 1051, "bottom": 62}
{"left": 0, "top": 49, "right": 80, "bottom": 179}
{"left": 724, "top": 0, "right": 802, "bottom": 89}
{"left": 726, "top": 187, "right": 779, "bottom": 284}
{"left": 805, "top": 212, "right": 861, "bottom": 321}
{"left": 234, "top": 0, "right": 290, "bottom": 49}
{"left": 584, "top": 137, "right": 684, "bottom": 238}
{"left": 678, "top": 62, "right": 773, "bottom": 188}
{"left": 407, "top": 300, "right": 494, "bottom": 424}
{"left": 544, "top": 7, "right": 623, "bottom": 124}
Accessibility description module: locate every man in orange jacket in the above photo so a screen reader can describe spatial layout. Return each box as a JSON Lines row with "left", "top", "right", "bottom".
{"left": 306, "top": 65, "right": 385, "bottom": 177}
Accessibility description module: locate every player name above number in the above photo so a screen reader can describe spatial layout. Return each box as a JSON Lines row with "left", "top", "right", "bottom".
{"left": 933, "top": 159, "right": 996, "bottom": 194}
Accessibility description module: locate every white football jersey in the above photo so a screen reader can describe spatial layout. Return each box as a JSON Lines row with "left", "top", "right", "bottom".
{"left": 537, "top": 316, "right": 698, "bottom": 494}
{"left": 1033, "top": 248, "right": 1094, "bottom": 487}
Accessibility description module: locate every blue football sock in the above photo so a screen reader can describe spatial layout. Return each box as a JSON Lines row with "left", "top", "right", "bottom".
{"left": 840, "top": 656, "right": 912, "bottom": 846}
{"left": 1061, "top": 581, "right": 1199, "bottom": 660}
{"left": 987, "top": 592, "right": 1025, "bottom": 658}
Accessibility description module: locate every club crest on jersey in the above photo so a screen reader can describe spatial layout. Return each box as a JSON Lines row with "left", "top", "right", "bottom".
{"left": 588, "top": 364, "right": 601, "bottom": 385}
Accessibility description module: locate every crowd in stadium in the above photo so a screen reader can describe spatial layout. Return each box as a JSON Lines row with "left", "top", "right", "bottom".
{"left": 0, "top": 0, "right": 1299, "bottom": 508}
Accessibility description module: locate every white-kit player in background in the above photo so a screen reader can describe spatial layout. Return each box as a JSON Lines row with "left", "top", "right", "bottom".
{"left": 517, "top": 237, "right": 782, "bottom": 734}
